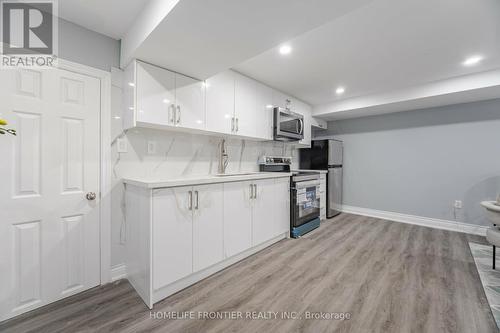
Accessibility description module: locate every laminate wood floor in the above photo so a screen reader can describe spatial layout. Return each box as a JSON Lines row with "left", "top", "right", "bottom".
{"left": 1, "top": 214, "right": 497, "bottom": 333}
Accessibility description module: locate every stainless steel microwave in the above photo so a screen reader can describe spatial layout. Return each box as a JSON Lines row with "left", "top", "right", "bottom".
{"left": 273, "top": 107, "right": 304, "bottom": 141}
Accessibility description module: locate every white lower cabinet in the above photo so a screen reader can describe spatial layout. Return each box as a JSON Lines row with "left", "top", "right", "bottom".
{"left": 252, "top": 179, "right": 278, "bottom": 246}
{"left": 223, "top": 181, "right": 253, "bottom": 257}
{"left": 152, "top": 186, "right": 193, "bottom": 290}
{"left": 193, "top": 184, "right": 224, "bottom": 271}
{"left": 126, "top": 177, "right": 290, "bottom": 308}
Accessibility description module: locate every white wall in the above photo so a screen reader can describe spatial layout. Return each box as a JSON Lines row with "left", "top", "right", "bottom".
{"left": 109, "top": 71, "right": 298, "bottom": 267}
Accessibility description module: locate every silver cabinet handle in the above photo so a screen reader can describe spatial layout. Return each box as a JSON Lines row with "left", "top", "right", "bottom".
{"left": 86, "top": 192, "right": 96, "bottom": 201}
{"left": 176, "top": 105, "right": 181, "bottom": 125}
{"left": 235, "top": 118, "right": 239, "bottom": 132}
{"left": 231, "top": 117, "right": 235, "bottom": 132}
{"left": 188, "top": 191, "right": 193, "bottom": 210}
{"left": 194, "top": 190, "right": 199, "bottom": 210}
{"left": 254, "top": 184, "right": 257, "bottom": 199}
{"left": 170, "top": 104, "right": 175, "bottom": 123}
{"left": 250, "top": 184, "right": 254, "bottom": 199}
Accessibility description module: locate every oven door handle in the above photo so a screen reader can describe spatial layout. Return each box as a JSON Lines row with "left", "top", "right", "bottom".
{"left": 294, "top": 180, "right": 320, "bottom": 189}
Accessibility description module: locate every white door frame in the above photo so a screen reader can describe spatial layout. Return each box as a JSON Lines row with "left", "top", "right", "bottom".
{"left": 57, "top": 58, "right": 112, "bottom": 284}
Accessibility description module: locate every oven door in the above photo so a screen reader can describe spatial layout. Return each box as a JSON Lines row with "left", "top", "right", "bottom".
{"left": 291, "top": 180, "right": 320, "bottom": 227}
{"left": 274, "top": 107, "right": 304, "bottom": 141}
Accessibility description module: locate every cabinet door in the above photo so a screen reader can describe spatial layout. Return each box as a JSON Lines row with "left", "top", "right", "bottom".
{"left": 255, "top": 82, "right": 274, "bottom": 140}
{"left": 272, "top": 90, "right": 290, "bottom": 109}
{"left": 136, "top": 61, "right": 176, "bottom": 126}
{"left": 274, "top": 178, "right": 291, "bottom": 235}
{"left": 205, "top": 71, "right": 234, "bottom": 135}
{"left": 152, "top": 186, "right": 193, "bottom": 290}
{"left": 223, "top": 181, "right": 253, "bottom": 257}
{"left": 175, "top": 73, "right": 205, "bottom": 130}
{"left": 234, "top": 72, "right": 257, "bottom": 137}
{"left": 252, "top": 178, "right": 277, "bottom": 246}
{"left": 193, "top": 184, "right": 224, "bottom": 272}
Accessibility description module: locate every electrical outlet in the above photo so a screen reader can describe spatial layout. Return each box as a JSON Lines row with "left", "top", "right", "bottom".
{"left": 147, "top": 141, "right": 157, "bottom": 154}
{"left": 454, "top": 200, "right": 463, "bottom": 209}
{"left": 117, "top": 138, "right": 127, "bottom": 153}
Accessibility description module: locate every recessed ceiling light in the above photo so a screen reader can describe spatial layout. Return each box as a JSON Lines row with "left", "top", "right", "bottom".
{"left": 128, "top": 82, "right": 135, "bottom": 87}
{"left": 279, "top": 45, "right": 292, "bottom": 55}
{"left": 335, "top": 87, "right": 345, "bottom": 95}
{"left": 462, "top": 55, "right": 483, "bottom": 66}
{"left": 266, "top": 104, "right": 274, "bottom": 109}
{"left": 162, "top": 99, "right": 170, "bottom": 104}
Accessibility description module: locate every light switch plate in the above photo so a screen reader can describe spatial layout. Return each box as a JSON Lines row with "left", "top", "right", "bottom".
{"left": 147, "top": 141, "right": 157, "bottom": 154}
{"left": 117, "top": 138, "right": 127, "bottom": 153}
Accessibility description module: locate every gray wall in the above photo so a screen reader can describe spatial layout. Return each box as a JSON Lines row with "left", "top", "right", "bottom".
{"left": 313, "top": 98, "right": 500, "bottom": 226}
{"left": 59, "top": 19, "right": 120, "bottom": 71}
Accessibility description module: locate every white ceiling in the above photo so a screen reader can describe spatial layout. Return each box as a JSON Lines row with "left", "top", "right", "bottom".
{"left": 59, "top": 0, "right": 150, "bottom": 39}
{"left": 124, "top": 0, "right": 372, "bottom": 79}
{"left": 234, "top": 0, "right": 500, "bottom": 107}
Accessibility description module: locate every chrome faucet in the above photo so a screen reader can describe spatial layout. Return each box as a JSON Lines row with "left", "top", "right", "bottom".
{"left": 218, "top": 139, "right": 229, "bottom": 174}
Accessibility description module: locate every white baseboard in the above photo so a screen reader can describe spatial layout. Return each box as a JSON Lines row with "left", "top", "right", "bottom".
{"left": 341, "top": 205, "right": 488, "bottom": 236}
{"left": 110, "top": 264, "right": 127, "bottom": 282}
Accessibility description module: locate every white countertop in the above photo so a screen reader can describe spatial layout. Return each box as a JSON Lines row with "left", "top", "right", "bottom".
{"left": 123, "top": 172, "right": 292, "bottom": 189}
{"left": 293, "top": 169, "right": 328, "bottom": 174}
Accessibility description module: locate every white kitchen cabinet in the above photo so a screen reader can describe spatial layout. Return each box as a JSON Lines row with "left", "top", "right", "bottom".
{"left": 223, "top": 181, "right": 253, "bottom": 257}
{"left": 252, "top": 178, "right": 277, "bottom": 246}
{"left": 274, "top": 178, "right": 291, "bottom": 235}
{"left": 125, "top": 175, "right": 290, "bottom": 309}
{"left": 125, "top": 60, "right": 205, "bottom": 131}
{"left": 136, "top": 61, "right": 176, "bottom": 126}
{"left": 272, "top": 90, "right": 291, "bottom": 109}
{"left": 234, "top": 72, "right": 257, "bottom": 137}
{"left": 175, "top": 74, "right": 206, "bottom": 130}
{"left": 193, "top": 184, "right": 224, "bottom": 271}
{"left": 152, "top": 186, "right": 193, "bottom": 290}
{"left": 294, "top": 99, "right": 312, "bottom": 148}
{"left": 205, "top": 70, "right": 234, "bottom": 135}
{"left": 319, "top": 173, "right": 327, "bottom": 220}
{"left": 256, "top": 82, "right": 274, "bottom": 140}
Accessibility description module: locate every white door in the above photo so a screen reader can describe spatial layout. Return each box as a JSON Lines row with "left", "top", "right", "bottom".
{"left": 175, "top": 73, "right": 205, "bottom": 130}
{"left": 193, "top": 184, "right": 224, "bottom": 272}
{"left": 234, "top": 72, "right": 257, "bottom": 137}
{"left": 152, "top": 186, "right": 193, "bottom": 290}
{"left": 274, "top": 179, "right": 291, "bottom": 235}
{"left": 205, "top": 71, "right": 234, "bottom": 135}
{"left": 223, "top": 181, "right": 252, "bottom": 258}
{"left": 0, "top": 67, "right": 101, "bottom": 321}
{"left": 255, "top": 82, "right": 274, "bottom": 140}
{"left": 252, "top": 179, "right": 277, "bottom": 245}
{"left": 136, "top": 61, "right": 176, "bottom": 126}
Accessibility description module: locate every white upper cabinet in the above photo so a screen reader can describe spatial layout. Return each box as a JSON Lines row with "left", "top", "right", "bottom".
{"left": 136, "top": 61, "right": 176, "bottom": 126}
{"left": 125, "top": 60, "right": 312, "bottom": 142}
{"left": 234, "top": 72, "right": 257, "bottom": 138}
{"left": 175, "top": 74, "right": 206, "bottom": 130}
{"left": 255, "top": 82, "right": 274, "bottom": 140}
{"left": 205, "top": 70, "right": 234, "bottom": 135}
{"left": 125, "top": 60, "right": 205, "bottom": 131}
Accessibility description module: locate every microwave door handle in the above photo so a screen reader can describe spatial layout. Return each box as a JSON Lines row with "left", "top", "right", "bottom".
{"left": 298, "top": 118, "right": 304, "bottom": 135}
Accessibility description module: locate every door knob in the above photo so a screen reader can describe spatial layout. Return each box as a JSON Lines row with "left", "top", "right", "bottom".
{"left": 86, "top": 192, "right": 97, "bottom": 201}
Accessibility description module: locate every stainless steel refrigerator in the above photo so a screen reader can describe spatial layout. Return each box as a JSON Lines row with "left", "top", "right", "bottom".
{"left": 299, "top": 139, "right": 343, "bottom": 218}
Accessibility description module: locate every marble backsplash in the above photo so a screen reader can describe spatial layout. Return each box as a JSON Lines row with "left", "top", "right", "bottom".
{"left": 113, "top": 127, "right": 299, "bottom": 180}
